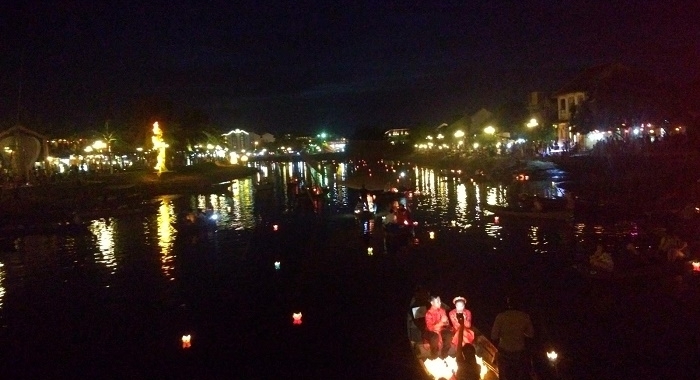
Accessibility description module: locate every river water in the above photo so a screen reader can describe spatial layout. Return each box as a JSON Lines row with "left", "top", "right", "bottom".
{"left": 0, "top": 159, "right": 698, "bottom": 379}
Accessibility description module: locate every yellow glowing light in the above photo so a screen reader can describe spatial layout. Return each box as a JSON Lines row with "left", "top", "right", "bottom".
{"left": 429, "top": 231, "right": 435, "bottom": 239}
{"left": 527, "top": 118, "right": 539, "bottom": 128}
{"left": 84, "top": 146, "right": 94, "bottom": 153}
{"left": 367, "top": 247, "right": 374, "bottom": 255}
{"left": 547, "top": 351, "right": 558, "bottom": 361}
{"left": 484, "top": 126, "right": 495, "bottom": 135}
{"left": 93, "top": 140, "right": 107, "bottom": 150}
{"left": 152, "top": 121, "right": 168, "bottom": 174}
{"left": 454, "top": 130, "right": 465, "bottom": 138}
{"left": 473, "top": 142, "right": 480, "bottom": 149}
{"left": 424, "top": 357, "right": 458, "bottom": 380}
{"left": 240, "top": 155, "right": 249, "bottom": 162}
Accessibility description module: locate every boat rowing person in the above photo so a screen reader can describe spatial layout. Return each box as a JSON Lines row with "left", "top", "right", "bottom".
{"left": 491, "top": 296, "right": 534, "bottom": 380}
{"left": 423, "top": 296, "right": 453, "bottom": 359}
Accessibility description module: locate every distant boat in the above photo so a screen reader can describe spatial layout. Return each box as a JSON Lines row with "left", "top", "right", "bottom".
{"left": 484, "top": 205, "right": 572, "bottom": 221}
{"left": 255, "top": 178, "right": 274, "bottom": 191}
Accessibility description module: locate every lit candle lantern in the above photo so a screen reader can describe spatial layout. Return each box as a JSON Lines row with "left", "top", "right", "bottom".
{"left": 367, "top": 247, "right": 373, "bottom": 255}
{"left": 274, "top": 261, "right": 281, "bottom": 270}
{"left": 692, "top": 261, "right": 700, "bottom": 272}
{"left": 273, "top": 224, "right": 279, "bottom": 231}
{"left": 494, "top": 216, "right": 499, "bottom": 224}
{"left": 451, "top": 220, "right": 457, "bottom": 227}
{"left": 292, "top": 312, "right": 302, "bottom": 325}
{"left": 429, "top": 231, "right": 435, "bottom": 239}
{"left": 181, "top": 334, "right": 192, "bottom": 349}
{"left": 547, "top": 351, "right": 558, "bottom": 362}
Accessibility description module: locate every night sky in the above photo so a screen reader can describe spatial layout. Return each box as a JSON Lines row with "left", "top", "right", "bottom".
{"left": 1, "top": 0, "right": 698, "bottom": 135}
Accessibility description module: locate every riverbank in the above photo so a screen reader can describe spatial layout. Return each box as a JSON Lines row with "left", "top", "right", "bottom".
{"left": 0, "top": 163, "right": 258, "bottom": 222}
{"left": 400, "top": 151, "right": 700, "bottom": 215}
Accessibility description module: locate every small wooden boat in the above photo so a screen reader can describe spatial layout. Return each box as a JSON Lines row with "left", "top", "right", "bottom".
{"left": 571, "top": 262, "right": 666, "bottom": 281}
{"left": 484, "top": 205, "right": 572, "bottom": 221}
{"left": 407, "top": 301, "right": 499, "bottom": 379}
{"left": 0, "top": 221, "right": 91, "bottom": 238}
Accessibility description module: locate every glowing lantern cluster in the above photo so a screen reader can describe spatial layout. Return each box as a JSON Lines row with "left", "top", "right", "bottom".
{"left": 181, "top": 334, "right": 192, "bottom": 349}
{"left": 423, "top": 357, "right": 457, "bottom": 380}
{"left": 424, "top": 355, "right": 488, "bottom": 380}
{"left": 292, "top": 312, "right": 302, "bottom": 325}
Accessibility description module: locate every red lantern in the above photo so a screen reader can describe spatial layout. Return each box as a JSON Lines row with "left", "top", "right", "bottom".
{"left": 292, "top": 312, "right": 302, "bottom": 325}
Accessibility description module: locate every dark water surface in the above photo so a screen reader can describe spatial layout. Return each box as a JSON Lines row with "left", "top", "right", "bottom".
{"left": 0, "top": 161, "right": 699, "bottom": 379}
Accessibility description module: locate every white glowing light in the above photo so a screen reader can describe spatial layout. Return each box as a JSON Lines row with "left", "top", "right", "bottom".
{"left": 181, "top": 334, "right": 192, "bottom": 349}
{"left": 274, "top": 261, "right": 281, "bottom": 270}
{"left": 547, "top": 350, "right": 558, "bottom": 362}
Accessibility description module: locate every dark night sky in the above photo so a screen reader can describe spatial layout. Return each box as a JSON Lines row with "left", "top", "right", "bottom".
{"left": 1, "top": 0, "right": 698, "bottom": 135}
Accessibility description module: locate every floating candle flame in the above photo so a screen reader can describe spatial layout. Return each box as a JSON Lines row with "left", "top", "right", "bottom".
{"left": 181, "top": 334, "right": 191, "bottom": 349}
{"left": 292, "top": 312, "right": 302, "bottom": 325}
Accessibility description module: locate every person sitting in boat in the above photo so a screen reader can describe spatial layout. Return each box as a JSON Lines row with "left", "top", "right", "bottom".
{"left": 423, "top": 295, "right": 453, "bottom": 359}
{"left": 532, "top": 196, "right": 544, "bottom": 212}
{"left": 455, "top": 343, "right": 481, "bottom": 380}
{"left": 395, "top": 204, "right": 411, "bottom": 226}
{"left": 589, "top": 244, "right": 614, "bottom": 272}
{"left": 448, "top": 296, "right": 475, "bottom": 355}
{"left": 658, "top": 229, "right": 687, "bottom": 263}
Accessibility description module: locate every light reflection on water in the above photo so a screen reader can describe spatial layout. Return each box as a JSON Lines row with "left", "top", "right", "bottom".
{"left": 89, "top": 218, "right": 117, "bottom": 275}
{"left": 0, "top": 262, "right": 5, "bottom": 310}
{"left": 157, "top": 199, "right": 176, "bottom": 281}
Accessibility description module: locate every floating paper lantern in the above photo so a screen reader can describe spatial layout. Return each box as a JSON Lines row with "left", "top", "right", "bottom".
{"left": 494, "top": 216, "right": 499, "bottom": 224}
{"left": 273, "top": 224, "right": 279, "bottom": 231}
{"left": 547, "top": 350, "right": 558, "bottom": 362}
{"left": 181, "top": 334, "right": 192, "bottom": 349}
{"left": 429, "top": 231, "right": 435, "bottom": 239}
{"left": 692, "top": 261, "right": 700, "bottom": 272}
{"left": 367, "top": 247, "right": 373, "bottom": 255}
{"left": 274, "top": 261, "right": 281, "bottom": 270}
{"left": 292, "top": 312, "right": 302, "bottom": 325}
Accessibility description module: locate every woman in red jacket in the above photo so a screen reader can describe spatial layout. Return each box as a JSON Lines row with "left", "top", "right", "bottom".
{"left": 449, "top": 296, "right": 475, "bottom": 356}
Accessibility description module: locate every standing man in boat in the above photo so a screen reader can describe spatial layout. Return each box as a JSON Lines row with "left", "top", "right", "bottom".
{"left": 491, "top": 296, "right": 534, "bottom": 380}
{"left": 423, "top": 295, "right": 453, "bottom": 359}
